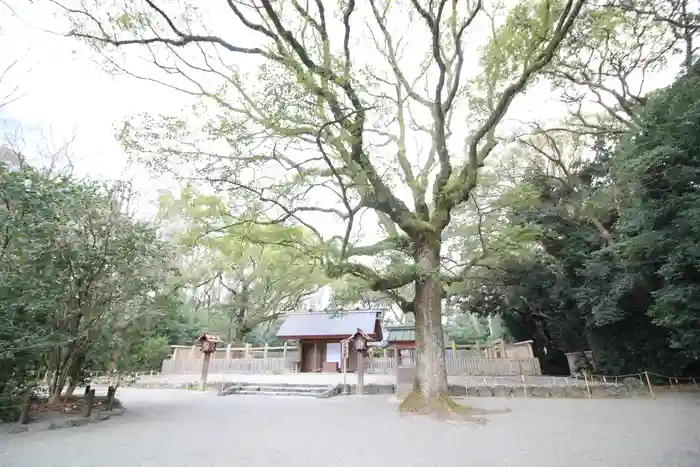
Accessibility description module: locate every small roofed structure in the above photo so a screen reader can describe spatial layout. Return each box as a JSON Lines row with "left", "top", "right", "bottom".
{"left": 385, "top": 325, "right": 417, "bottom": 371}
{"left": 385, "top": 325, "right": 416, "bottom": 350}
{"left": 276, "top": 310, "right": 383, "bottom": 373}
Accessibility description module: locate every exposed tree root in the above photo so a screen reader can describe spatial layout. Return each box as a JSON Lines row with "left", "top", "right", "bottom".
{"left": 398, "top": 390, "right": 501, "bottom": 424}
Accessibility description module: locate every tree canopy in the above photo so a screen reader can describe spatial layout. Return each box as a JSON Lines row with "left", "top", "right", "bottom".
{"left": 460, "top": 64, "right": 700, "bottom": 377}
{"left": 157, "top": 185, "right": 326, "bottom": 343}
{"left": 0, "top": 160, "right": 185, "bottom": 414}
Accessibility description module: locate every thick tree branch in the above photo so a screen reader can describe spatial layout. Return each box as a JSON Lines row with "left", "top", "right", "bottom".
{"left": 342, "top": 235, "right": 412, "bottom": 257}
{"left": 327, "top": 261, "right": 416, "bottom": 292}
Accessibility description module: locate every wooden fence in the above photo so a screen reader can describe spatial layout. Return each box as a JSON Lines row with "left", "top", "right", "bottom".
{"left": 161, "top": 348, "right": 541, "bottom": 376}
{"left": 161, "top": 356, "right": 299, "bottom": 375}
{"left": 366, "top": 354, "right": 542, "bottom": 376}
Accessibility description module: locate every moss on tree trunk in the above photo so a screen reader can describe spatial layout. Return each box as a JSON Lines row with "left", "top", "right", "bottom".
{"left": 399, "top": 240, "right": 486, "bottom": 422}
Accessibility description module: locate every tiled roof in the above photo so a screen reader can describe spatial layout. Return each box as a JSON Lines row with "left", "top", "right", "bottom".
{"left": 386, "top": 325, "right": 415, "bottom": 342}
{"left": 276, "top": 310, "right": 381, "bottom": 338}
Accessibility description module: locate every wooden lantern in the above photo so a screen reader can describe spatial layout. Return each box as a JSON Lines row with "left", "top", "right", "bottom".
{"left": 348, "top": 328, "right": 373, "bottom": 353}
{"left": 196, "top": 332, "right": 222, "bottom": 354}
{"left": 347, "top": 328, "right": 374, "bottom": 396}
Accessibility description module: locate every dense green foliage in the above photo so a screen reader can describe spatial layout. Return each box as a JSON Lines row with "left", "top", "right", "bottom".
{"left": 0, "top": 162, "right": 184, "bottom": 418}
{"left": 461, "top": 66, "right": 700, "bottom": 376}
{"left": 157, "top": 186, "right": 326, "bottom": 343}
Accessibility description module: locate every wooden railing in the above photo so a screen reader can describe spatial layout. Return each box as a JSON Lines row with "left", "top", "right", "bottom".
{"left": 364, "top": 355, "right": 541, "bottom": 376}
{"left": 161, "top": 356, "right": 300, "bottom": 375}
{"left": 161, "top": 351, "right": 541, "bottom": 377}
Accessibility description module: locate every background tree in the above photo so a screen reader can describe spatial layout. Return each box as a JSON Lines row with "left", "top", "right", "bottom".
{"left": 582, "top": 62, "right": 700, "bottom": 374}
{"left": 456, "top": 63, "right": 700, "bottom": 377}
{"left": 0, "top": 163, "right": 71, "bottom": 417}
{"left": 158, "top": 186, "right": 325, "bottom": 343}
{"left": 0, "top": 158, "right": 175, "bottom": 414}
{"left": 43, "top": 180, "right": 172, "bottom": 402}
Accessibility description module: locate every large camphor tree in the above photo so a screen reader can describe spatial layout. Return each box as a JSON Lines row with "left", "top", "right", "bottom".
{"left": 57, "top": 0, "right": 583, "bottom": 415}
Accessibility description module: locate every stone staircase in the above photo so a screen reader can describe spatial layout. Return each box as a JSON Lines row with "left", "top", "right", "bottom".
{"left": 218, "top": 382, "right": 343, "bottom": 399}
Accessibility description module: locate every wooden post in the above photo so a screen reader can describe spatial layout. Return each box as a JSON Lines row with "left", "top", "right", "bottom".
{"left": 313, "top": 342, "right": 319, "bottom": 372}
{"left": 282, "top": 341, "right": 288, "bottom": 370}
{"left": 583, "top": 372, "right": 592, "bottom": 399}
{"left": 356, "top": 351, "right": 364, "bottom": 396}
{"left": 200, "top": 352, "right": 212, "bottom": 391}
{"left": 521, "top": 374, "right": 527, "bottom": 399}
{"left": 451, "top": 340, "right": 457, "bottom": 353}
{"left": 189, "top": 345, "right": 196, "bottom": 359}
{"left": 84, "top": 389, "right": 95, "bottom": 418}
{"left": 263, "top": 342, "right": 269, "bottom": 367}
{"left": 225, "top": 344, "right": 232, "bottom": 360}
{"left": 106, "top": 385, "right": 116, "bottom": 410}
{"left": 244, "top": 343, "right": 251, "bottom": 359}
{"left": 18, "top": 388, "right": 32, "bottom": 425}
{"left": 500, "top": 340, "right": 506, "bottom": 359}
{"left": 475, "top": 340, "right": 482, "bottom": 356}
{"left": 644, "top": 371, "right": 655, "bottom": 399}
{"left": 342, "top": 339, "right": 348, "bottom": 393}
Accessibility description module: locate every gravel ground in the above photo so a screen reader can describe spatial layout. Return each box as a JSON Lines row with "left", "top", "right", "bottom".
{"left": 1, "top": 389, "right": 699, "bottom": 467}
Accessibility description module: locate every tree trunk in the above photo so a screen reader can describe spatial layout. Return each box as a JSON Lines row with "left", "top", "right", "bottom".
{"left": 62, "top": 352, "right": 85, "bottom": 401}
{"left": 48, "top": 348, "right": 64, "bottom": 404}
{"left": 399, "top": 238, "right": 462, "bottom": 416}
{"left": 227, "top": 315, "right": 234, "bottom": 343}
{"left": 64, "top": 382, "right": 77, "bottom": 400}
{"left": 48, "top": 343, "right": 81, "bottom": 404}
{"left": 412, "top": 278, "right": 449, "bottom": 393}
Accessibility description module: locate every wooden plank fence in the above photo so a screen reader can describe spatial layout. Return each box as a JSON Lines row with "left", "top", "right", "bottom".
{"left": 161, "top": 348, "right": 541, "bottom": 376}
{"left": 365, "top": 356, "right": 541, "bottom": 376}
{"left": 161, "top": 356, "right": 299, "bottom": 375}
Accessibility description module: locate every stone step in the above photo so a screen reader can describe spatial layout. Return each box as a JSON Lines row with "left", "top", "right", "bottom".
{"left": 227, "top": 382, "right": 335, "bottom": 389}
{"left": 236, "top": 390, "right": 321, "bottom": 397}
{"left": 220, "top": 382, "right": 342, "bottom": 398}
{"left": 228, "top": 385, "right": 327, "bottom": 393}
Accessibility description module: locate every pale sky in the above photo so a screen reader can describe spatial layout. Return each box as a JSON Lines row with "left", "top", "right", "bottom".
{"left": 0, "top": 0, "right": 188, "bottom": 216}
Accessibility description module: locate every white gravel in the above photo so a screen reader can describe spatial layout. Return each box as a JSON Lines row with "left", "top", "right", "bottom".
{"left": 1, "top": 388, "right": 699, "bottom": 467}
